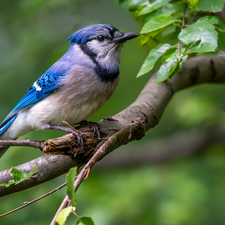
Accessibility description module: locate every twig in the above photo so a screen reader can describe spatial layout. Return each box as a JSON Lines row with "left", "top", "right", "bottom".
{"left": 50, "top": 118, "right": 145, "bottom": 225}
{"left": 0, "top": 139, "right": 44, "bottom": 149}
{"left": 178, "top": 0, "right": 188, "bottom": 60}
{"left": 50, "top": 196, "right": 69, "bottom": 225}
{"left": 0, "top": 182, "right": 66, "bottom": 218}
{"left": 75, "top": 118, "right": 144, "bottom": 188}
{"left": 62, "top": 121, "right": 86, "bottom": 136}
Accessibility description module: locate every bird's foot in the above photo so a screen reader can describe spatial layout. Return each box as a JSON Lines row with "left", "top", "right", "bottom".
{"left": 41, "top": 123, "right": 85, "bottom": 150}
{"left": 79, "top": 121, "right": 101, "bottom": 138}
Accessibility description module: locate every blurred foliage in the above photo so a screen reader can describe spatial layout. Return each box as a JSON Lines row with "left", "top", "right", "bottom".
{"left": 76, "top": 145, "right": 225, "bottom": 225}
{"left": 120, "top": 0, "right": 225, "bottom": 82}
{"left": 0, "top": 0, "right": 225, "bottom": 225}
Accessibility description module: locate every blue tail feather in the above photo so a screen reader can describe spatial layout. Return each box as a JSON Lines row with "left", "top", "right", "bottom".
{"left": 0, "top": 115, "right": 17, "bottom": 136}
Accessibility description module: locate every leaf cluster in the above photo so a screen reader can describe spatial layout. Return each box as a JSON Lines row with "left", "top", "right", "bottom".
{"left": 0, "top": 166, "right": 37, "bottom": 187}
{"left": 120, "top": 0, "right": 225, "bottom": 82}
{"left": 56, "top": 167, "right": 95, "bottom": 225}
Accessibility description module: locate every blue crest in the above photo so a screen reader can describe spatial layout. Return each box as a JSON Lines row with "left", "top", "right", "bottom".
{"left": 66, "top": 24, "right": 118, "bottom": 44}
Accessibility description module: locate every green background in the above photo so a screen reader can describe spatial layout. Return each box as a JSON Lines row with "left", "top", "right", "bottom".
{"left": 0, "top": 0, "right": 225, "bottom": 224}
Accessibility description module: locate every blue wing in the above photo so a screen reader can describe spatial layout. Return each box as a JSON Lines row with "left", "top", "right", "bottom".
{"left": 0, "top": 72, "right": 64, "bottom": 135}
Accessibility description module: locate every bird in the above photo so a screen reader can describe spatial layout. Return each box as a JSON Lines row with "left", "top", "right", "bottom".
{"left": 0, "top": 24, "right": 139, "bottom": 157}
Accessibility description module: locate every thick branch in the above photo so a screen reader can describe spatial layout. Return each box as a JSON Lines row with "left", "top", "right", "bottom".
{"left": 0, "top": 55, "right": 225, "bottom": 197}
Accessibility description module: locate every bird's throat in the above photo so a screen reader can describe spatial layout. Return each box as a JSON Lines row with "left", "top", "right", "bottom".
{"left": 79, "top": 44, "right": 120, "bottom": 82}
{"left": 94, "top": 64, "right": 119, "bottom": 82}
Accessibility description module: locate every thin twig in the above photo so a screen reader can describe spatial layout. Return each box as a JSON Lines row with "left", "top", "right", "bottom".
{"left": 62, "top": 121, "right": 85, "bottom": 135}
{"left": 74, "top": 118, "right": 144, "bottom": 189}
{"left": 0, "top": 139, "right": 44, "bottom": 149}
{"left": 178, "top": 0, "right": 188, "bottom": 60}
{"left": 50, "top": 196, "right": 69, "bottom": 225}
{"left": 0, "top": 182, "right": 66, "bottom": 218}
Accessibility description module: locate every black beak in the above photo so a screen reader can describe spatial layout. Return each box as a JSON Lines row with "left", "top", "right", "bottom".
{"left": 111, "top": 32, "right": 139, "bottom": 43}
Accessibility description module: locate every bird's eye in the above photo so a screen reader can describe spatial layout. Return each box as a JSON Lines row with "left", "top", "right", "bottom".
{"left": 96, "top": 35, "right": 105, "bottom": 42}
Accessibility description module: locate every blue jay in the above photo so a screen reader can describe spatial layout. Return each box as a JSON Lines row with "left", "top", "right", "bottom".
{"left": 0, "top": 24, "right": 138, "bottom": 157}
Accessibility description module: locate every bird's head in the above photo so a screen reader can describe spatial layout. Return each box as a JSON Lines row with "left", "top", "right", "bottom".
{"left": 67, "top": 24, "right": 139, "bottom": 81}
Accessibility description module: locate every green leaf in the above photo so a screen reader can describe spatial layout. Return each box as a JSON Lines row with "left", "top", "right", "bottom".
{"left": 76, "top": 222, "right": 85, "bottom": 225}
{"left": 0, "top": 180, "right": 15, "bottom": 188}
{"left": 178, "top": 21, "right": 218, "bottom": 52}
{"left": 157, "top": 57, "right": 178, "bottom": 83}
{"left": 198, "top": 16, "right": 219, "bottom": 25}
{"left": 10, "top": 167, "right": 27, "bottom": 181}
{"left": 218, "top": 30, "right": 225, "bottom": 51}
{"left": 128, "top": 0, "right": 148, "bottom": 11}
{"left": 137, "top": 43, "right": 171, "bottom": 77}
{"left": 143, "top": 3, "right": 184, "bottom": 23}
{"left": 187, "top": 0, "right": 199, "bottom": 10}
{"left": 141, "top": 28, "right": 165, "bottom": 44}
{"left": 161, "top": 25, "right": 177, "bottom": 37}
{"left": 56, "top": 206, "right": 74, "bottom": 225}
{"left": 157, "top": 50, "right": 188, "bottom": 82}
{"left": 140, "top": 33, "right": 151, "bottom": 45}
{"left": 141, "top": 27, "right": 167, "bottom": 45}
{"left": 76, "top": 217, "right": 95, "bottom": 225}
{"left": 191, "top": 42, "right": 216, "bottom": 52}
{"left": 138, "top": 0, "right": 172, "bottom": 16}
{"left": 161, "top": 47, "right": 177, "bottom": 63}
{"left": 66, "top": 167, "right": 77, "bottom": 206}
{"left": 198, "top": 0, "right": 225, "bottom": 12}
{"left": 217, "top": 18, "right": 225, "bottom": 51}
{"left": 0, "top": 166, "right": 38, "bottom": 187}
{"left": 218, "top": 19, "right": 225, "bottom": 32}
{"left": 141, "top": 16, "right": 181, "bottom": 34}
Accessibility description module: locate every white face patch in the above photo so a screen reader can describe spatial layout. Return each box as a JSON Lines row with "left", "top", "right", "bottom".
{"left": 33, "top": 81, "right": 42, "bottom": 91}
{"left": 87, "top": 40, "right": 121, "bottom": 66}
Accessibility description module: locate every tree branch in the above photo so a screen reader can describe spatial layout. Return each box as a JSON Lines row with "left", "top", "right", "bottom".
{"left": 0, "top": 182, "right": 66, "bottom": 218}
{"left": 50, "top": 118, "right": 145, "bottom": 225}
{"left": 0, "top": 55, "right": 225, "bottom": 197}
{"left": 0, "top": 139, "right": 44, "bottom": 148}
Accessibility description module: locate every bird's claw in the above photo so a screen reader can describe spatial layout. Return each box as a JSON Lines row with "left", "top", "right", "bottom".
{"left": 42, "top": 123, "right": 86, "bottom": 151}
{"left": 71, "top": 131, "right": 85, "bottom": 151}
{"left": 79, "top": 121, "right": 101, "bottom": 138}
{"left": 89, "top": 122, "right": 101, "bottom": 138}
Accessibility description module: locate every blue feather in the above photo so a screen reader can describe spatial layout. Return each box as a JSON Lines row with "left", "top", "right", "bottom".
{"left": 0, "top": 71, "right": 65, "bottom": 133}
{"left": 67, "top": 24, "right": 118, "bottom": 44}
{"left": 0, "top": 24, "right": 120, "bottom": 135}
{"left": 0, "top": 23, "right": 139, "bottom": 158}
{"left": 0, "top": 116, "right": 17, "bottom": 135}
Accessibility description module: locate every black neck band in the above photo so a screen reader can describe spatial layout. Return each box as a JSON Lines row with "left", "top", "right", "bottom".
{"left": 80, "top": 44, "right": 119, "bottom": 82}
